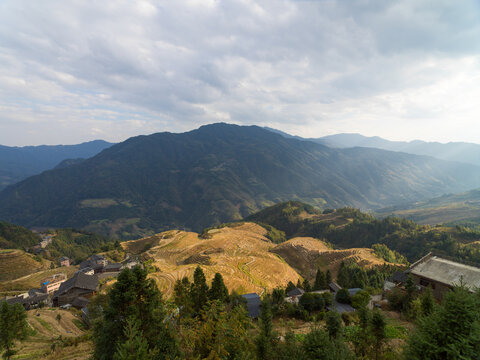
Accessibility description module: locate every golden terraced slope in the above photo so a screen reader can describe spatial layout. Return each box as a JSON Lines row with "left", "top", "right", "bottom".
{"left": 122, "top": 222, "right": 399, "bottom": 297}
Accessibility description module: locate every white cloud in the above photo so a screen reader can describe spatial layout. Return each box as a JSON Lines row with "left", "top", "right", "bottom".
{"left": 0, "top": 0, "right": 480, "bottom": 145}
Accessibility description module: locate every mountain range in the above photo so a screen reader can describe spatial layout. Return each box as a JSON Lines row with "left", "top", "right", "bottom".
{"left": 1, "top": 123, "right": 480, "bottom": 238}
{"left": 0, "top": 140, "right": 113, "bottom": 190}
{"left": 266, "top": 128, "right": 480, "bottom": 167}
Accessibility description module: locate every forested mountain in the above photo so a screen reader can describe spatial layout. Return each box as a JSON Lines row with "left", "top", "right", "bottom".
{"left": 376, "top": 188, "right": 480, "bottom": 227}
{"left": 248, "top": 201, "right": 480, "bottom": 264}
{"left": 269, "top": 130, "right": 480, "bottom": 167}
{"left": 0, "top": 140, "right": 112, "bottom": 190}
{"left": 0, "top": 222, "right": 41, "bottom": 249}
{"left": 1, "top": 123, "right": 480, "bottom": 238}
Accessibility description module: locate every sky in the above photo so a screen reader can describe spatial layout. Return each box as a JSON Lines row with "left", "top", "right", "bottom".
{"left": 1, "top": 0, "right": 480, "bottom": 146}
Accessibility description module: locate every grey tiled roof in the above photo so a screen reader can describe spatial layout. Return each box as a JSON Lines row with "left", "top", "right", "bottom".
{"left": 53, "top": 273, "right": 98, "bottom": 299}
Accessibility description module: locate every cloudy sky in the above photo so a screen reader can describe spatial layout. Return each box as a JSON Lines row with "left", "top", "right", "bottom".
{"left": 1, "top": 0, "right": 480, "bottom": 146}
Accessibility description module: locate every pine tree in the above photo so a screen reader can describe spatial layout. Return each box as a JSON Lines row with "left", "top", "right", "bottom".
{"left": 174, "top": 277, "right": 193, "bottom": 317}
{"left": 256, "top": 300, "right": 276, "bottom": 360}
{"left": 303, "top": 279, "right": 312, "bottom": 293}
{"left": 313, "top": 269, "right": 327, "bottom": 290}
{"left": 209, "top": 273, "right": 228, "bottom": 303}
{"left": 113, "top": 318, "right": 151, "bottom": 360}
{"left": 326, "top": 269, "right": 332, "bottom": 285}
{"left": 93, "top": 266, "right": 179, "bottom": 360}
{"left": 404, "top": 285, "right": 480, "bottom": 359}
{"left": 370, "top": 309, "right": 386, "bottom": 360}
{"left": 296, "top": 279, "right": 303, "bottom": 289}
{"left": 191, "top": 266, "right": 209, "bottom": 315}
{"left": 420, "top": 287, "right": 435, "bottom": 316}
{"left": 325, "top": 311, "right": 342, "bottom": 339}
{"left": 0, "top": 302, "right": 29, "bottom": 360}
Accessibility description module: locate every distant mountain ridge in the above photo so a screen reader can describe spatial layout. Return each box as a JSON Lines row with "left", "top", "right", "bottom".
{"left": 265, "top": 128, "right": 480, "bottom": 166}
{"left": 1, "top": 123, "right": 480, "bottom": 238}
{"left": 0, "top": 140, "right": 113, "bottom": 190}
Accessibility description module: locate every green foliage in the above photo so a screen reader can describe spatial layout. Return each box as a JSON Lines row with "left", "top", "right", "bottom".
{"left": 335, "top": 289, "right": 351, "bottom": 304}
{"left": 0, "top": 302, "right": 29, "bottom": 360}
{"left": 93, "top": 266, "right": 179, "bottom": 360}
{"left": 299, "top": 293, "right": 326, "bottom": 312}
{"left": 46, "top": 228, "right": 116, "bottom": 264}
{"left": 420, "top": 287, "right": 435, "bottom": 317}
{"left": 326, "top": 311, "right": 343, "bottom": 339}
{"left": 256, "top": 300, "right": 276, "bottom": 360}
{"left": 351, "top": 290, "right": 371, "bottom": 309}
{"left": 0, "top": 222, "right": 40, "bottom": 250}
{"left": 303, "top": 327, "right": 353, "bottom": 360}
{"left": 285, "top": 281, "right": 295, "bottom": 294}
{"left": 403, "top": 286, "right": 480, "bottom": 359}
{"left": 313, "top": 269, "right": 327, "bottom": 290}
{"left": 372, "top": 243, "right": 409, "bottom": 265}
{"left": 113, "top": 318, "right": 151, "bottom": 360}
{"left": 209, "top": 273, "right": 229, "bottom": 303}
{"left": 191, "top": 266, "right": 209, "bottom": 315}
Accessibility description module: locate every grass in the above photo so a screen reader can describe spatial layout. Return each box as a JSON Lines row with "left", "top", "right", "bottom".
{"left": 0, "top": 265, "right": 78, "bottom": 292}
{"left": 34, "top": 317, "right": 53, "bottom": 331}
{"left": 72, "top": 318, "right": 88, "bottom": 331}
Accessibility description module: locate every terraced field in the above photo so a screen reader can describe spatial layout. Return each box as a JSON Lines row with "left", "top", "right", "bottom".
{"left": 0, "top": 249, "right": 50, "bottom": 282}
{"left": 122, "top": 223, "right": 400, "bottom": 298}
{"left": 14, "top": 308, "right": 92, "bottom": 359}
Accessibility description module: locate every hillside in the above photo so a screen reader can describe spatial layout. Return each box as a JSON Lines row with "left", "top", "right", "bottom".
{"left": 376, "top": 189, "right": 480, "bottom": 227}
{"left": 0, "top": 140, "right": 112, "bottom": 190}
{"left": 2, "top": 124, "right": 480, "bottom": 238}
{"left": 270, "top": 237, "right": 397, "bottom": 280}
{"left": 0, "top": 249, "right": 49, "bottom": 282}
{"left": 121, "top": 222, "right": 396, "bottom": 297}
{"left": 248, "top": 201, "right": 480, "bottom": 264}
{"left": 0, "top": 221, "right": 41, "bottom": 249}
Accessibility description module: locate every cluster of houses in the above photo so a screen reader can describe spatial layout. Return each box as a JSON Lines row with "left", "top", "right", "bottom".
{"left": 1, "top": 254, "right": 140, "bottom": 317}
{"left": 242, "top": 253, "right": 480, "bottom": 318}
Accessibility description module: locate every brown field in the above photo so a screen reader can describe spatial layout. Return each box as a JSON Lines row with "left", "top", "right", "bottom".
{"left": 14, "top": 308, "right": 92, "bottom": 359}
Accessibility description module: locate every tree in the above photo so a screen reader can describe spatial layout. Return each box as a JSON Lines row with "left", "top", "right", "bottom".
{"left": 303, "top": 327, "right": 353, "bottom": 360}
{"left": 174, "top": 277, "right": 193, "bottom": 317}
{"left": 209, "top": 273, "right": 228, "bottom": 303}
{"left": 302, "top": 279, "right": 312, "bottom": 293}
{"left": 335, "top": 288, "right": 351, "bottom": 304}
{"left": 420, "top": 287, "right": 435, "bottom": 316}
{"left": 93, "top": 266, "right": 179, "bottom": 360}
{"left": 326, "top": 269, "right": 332, "bottom": 285}
{"left": 313, "top": 269, "right": 327, "bottom": 290}
{"left": 404, "top": 286, "right": 480, "bottom": 359}
{"left": 296, "top": 279, "right": 303, "bottom": 289}
{"left": 271, "top": 288, "right": 285, "bottom": 306}
{"left": 370, "top": 309, "right": 387, "bottom": 360}
{"left": 113, "top": 318, "right": 151, "bottom": 360}
{"left": 256, "top": 300, "right": 276, "bottom": 360}
{"left": 325, "top": 311, "right": 342, "bottom": 339}
{"left": 351, "top": 290, "right": 370, "bottom": 309}
{"left": 191, "top": 266, "right": 209, "bottom": 315}
{"left": 0, "top": 302, "right": 29, "bottom": 360}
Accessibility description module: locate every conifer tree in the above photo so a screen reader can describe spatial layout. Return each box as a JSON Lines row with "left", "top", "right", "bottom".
{"left": 404, "top": 286, "right": 480, "bottom": 359}
{"left": 303, "top": 279, "right": 312, "bottom": 292}
{"left": 420, "top": 287, "right": 435, "bottom": 316}
{"left": 191, "top": 266, "right": 209, "bottom": 315}
{"left": 256, "top": 300, "right": 276, "bottom": 360}
{"left": 370, "top": 309, "right": 387, "bottom": 360}
{"left": 326, "top": 269, "right": 332, "bottom": 285}
{"left": 313, "top": 269, "right": 327, "bottom": 290}
{"left": 0, "top": 302, "right": 29, "bottom": 360}
{"left": 113, "top": 318, "right": 151, "bottom": 360}
{"left": 209, "top": 273, "right": 229, "bottom": 303}
{"left": 296, "top": 279, "right": 303, "bottom": 289}
{"left": 325, "top": 311, "right": 342, "bottom": 339}
{"left": 93, "top": 266, "right": 179, "bottom": 360}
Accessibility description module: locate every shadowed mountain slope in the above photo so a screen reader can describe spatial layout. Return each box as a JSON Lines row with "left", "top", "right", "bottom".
{"left": 0, "top": 140, "right": 112, "bottom": 190}
{"left": 1, "top": 123, "right": 480, "bottom": 238}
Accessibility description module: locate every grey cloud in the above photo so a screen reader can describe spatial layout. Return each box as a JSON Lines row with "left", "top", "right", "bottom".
{"left": 0, "top": 0, "right": 480, "bottom": 145}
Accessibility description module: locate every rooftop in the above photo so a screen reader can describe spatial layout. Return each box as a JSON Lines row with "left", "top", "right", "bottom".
{"left": 408, "top": 255, "right": 480, "bottom": 290}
